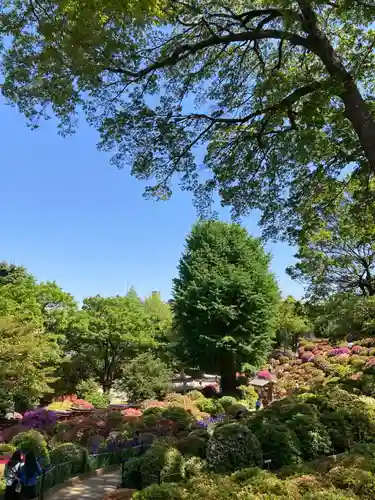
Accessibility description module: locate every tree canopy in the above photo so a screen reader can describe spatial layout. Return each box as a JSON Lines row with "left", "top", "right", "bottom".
{"left": 287, "top": 181, "right": 375, "bottom": 299}
{"left": 276, "top": 296, "right": 310, "bottom": 348}
{"left": 1, "top": 1, "right": 375, "bottom": 238}
{"left": 0, "top": 317, "right": 61, "bottom": 412}
{"left": 67, "top": 294, "right": 157, "bottom": 392}
{"left": 173, "top": 220, "right": 279, "bottom": 393}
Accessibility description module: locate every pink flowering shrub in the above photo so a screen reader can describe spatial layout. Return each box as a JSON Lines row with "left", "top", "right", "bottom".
{"left": 351, "top": 345, "right": 362, "bottom": 354}
{"left": 301, "top": 352, "right": 314, "bottom": 363}
{"left": 328, "top": 347, "right": 350, "bottom": 357}
{"left": 122, "top": 408, "right": 142, "bottom": 418}
{"left": 258, "top": 370, "right": 272, "bottom": 380}
{"left": 365, "top": 358, "right": 375, "bottom": 368}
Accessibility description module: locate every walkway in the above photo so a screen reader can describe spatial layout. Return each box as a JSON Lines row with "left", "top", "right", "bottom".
{"left": 44, "top": 469, "right": 122, "bottom": 500}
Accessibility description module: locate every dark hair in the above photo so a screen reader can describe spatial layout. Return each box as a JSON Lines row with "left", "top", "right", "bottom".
{"left": 24, "top": 450, "right": 39, "bottom": 479}
{"left": 8, "top": 450, "right": 22, "bottom": 468}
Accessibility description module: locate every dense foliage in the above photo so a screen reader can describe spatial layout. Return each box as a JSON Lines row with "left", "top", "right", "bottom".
{"left": 173, "top": 220, "right": 279, "bottom": 392}
{"left": 117, "top": 352, "right": 173, "bottom": 403}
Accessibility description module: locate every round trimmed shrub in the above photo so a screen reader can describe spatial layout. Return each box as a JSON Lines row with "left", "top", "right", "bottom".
{"left": 225, "top": 403, "right": 249, "bottom": 418}
{"left": 11, "top": 430, "right": 49, "bottom": 464}
{"left": 184, "top": 456, "right": 206, "bottom": 478}
{"left": 328, "top": 466, "right": 375, "bottom": 497}
{"left": 196, "top": 398, "right": 224, "bottom": 416}
{"left": 186, "top": 390, "right": 204, "bottom": 401}
{"left": 206, "top": 423, "right": 262, "bottom": 472}
{"left": 176, "top": 435, "right": 207, "bottom": 458}
{"left": 143, "top": 407, "right": 165, "bottom": 427}
{"left": 121, "top": 456, "right": 143, "bottom": 489}
{"left": 50, "top": 443, "right": 86, "bottom": 474}
{"left": 0, "top": 444, "right": 15, "bottom": 455}
{"left": 163, "top": 406, "right": 195, "bottom": 431}
{"left": 285, "top": 413, "right": 332, "bottom": 460}
{"left": 132, "top": 483, "right": 184, "bottom": 500}
{"left": 219, "top": 396, "right": 237, "bottom": 411}
{"left": 251, "top": 422, "right": 302, "bottom": 470}
{"left": 189, "top": 429, "right": 210, "bottom": 441}
{"left": 140, "top": 440, "right": 185, "bottom": 486}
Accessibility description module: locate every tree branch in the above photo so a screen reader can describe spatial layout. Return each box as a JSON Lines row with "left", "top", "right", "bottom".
{"left": 104, "top": 30, "right": 311, "bottom": 79}
{"left": 180, "top": 80, "right": 326, "bottom": 125}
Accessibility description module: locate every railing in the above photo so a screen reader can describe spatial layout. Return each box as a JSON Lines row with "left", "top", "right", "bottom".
{"left": 38, "top": 443, "right": 146, "bottom": 500}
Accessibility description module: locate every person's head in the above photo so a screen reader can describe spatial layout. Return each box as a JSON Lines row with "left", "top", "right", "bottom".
{"left": 24, "top": 450, "right": 39, "bottom": 478}
{"left": 8, "top": 450, "right": 22, "bottom": 468}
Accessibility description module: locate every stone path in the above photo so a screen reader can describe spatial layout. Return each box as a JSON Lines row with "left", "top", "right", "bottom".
{"left": 44, "top": 469, "right": 121, "bottom": 500}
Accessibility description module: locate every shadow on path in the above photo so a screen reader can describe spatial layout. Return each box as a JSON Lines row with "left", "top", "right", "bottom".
{"left": 44, "top": 469, "right": 121, "bottom": 500}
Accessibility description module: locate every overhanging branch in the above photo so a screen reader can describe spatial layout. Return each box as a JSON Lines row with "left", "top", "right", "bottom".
{"left": 105, "top": 29, "right": 311, "bottom": 79}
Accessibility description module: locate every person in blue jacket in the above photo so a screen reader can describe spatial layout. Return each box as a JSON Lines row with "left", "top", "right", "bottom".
{"left": 19, "top": 451, "right": 41, "bottom": 499}
{"left": 4, "top": 450, "right": 23, "bottom": 500}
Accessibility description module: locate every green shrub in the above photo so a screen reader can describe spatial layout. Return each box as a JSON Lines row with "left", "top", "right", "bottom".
{"left": 177, "top": 435, "right": 207, "bottom": 458}
{"left": 314, "top": 389, "right": 375, "bottom": 452}
{"left": 117, "top": 353, "right": 172, "bottom": 403}
{"left": 186, "top": 390, "right": 205, "bottom": 401}
{"left": 184, "top": 456, "right": 206, "bottom": 478}
{"left": 206, "top": 423, "right": 262, "bottom": 473}
{"left": 85, "top": 391, "right": 110, "bottom": 408}
{"left": 185, "top": 474, "right": 236, "bottom": 500}
{"left": 0, "top": 443, "right": 15, "bottom": 455}
{"left": 106, "top": 411, "right": 124, "bottom": 430}
{"left": 231, "top": 466, "right": 266, "bottom": 484}
{"left": 121, "top": 456, "right": 143, "bottom": 489}
{"left": 163, "top": 406, "right": 195, "bottom": 430}
{"left": 196, "top": 398, "right": 224, "bottom": 416}
{"left": 143, "top": 407, "right": 165, "bottom": 427}
{"left": 285, "top": 413, "right": 332, "bottom": 460}
{"left": 50, "top": 443, "right": 86, "bottom": 474}
{"left": 189, "top": 429, "right": 210, "bottom": 441}
{"left": 239, "top": 385, "right": 258, "bottom": 406}
{"left": 140, "top": 440, "right": 185, "bottom": 486}
{"left": 328, "top": 465, "right": 375, "bottom": 497}
{"left": 251, "top": 422, "right": 302, "bottom": 470}
{"left": 300, "top": 488, "right": 359, "bottom": 500}
{"left": 11, "top": 430, "right": 49, "bottom": 464}
{"left": 219, "top": 396, "right": 237, "bottom": 411}
{"left": 225, "top": 402, "right": 249, "bottom": 418}
{"left": 76, "top": 378, "right": 109, "bottom": 408}
{"left": 132, "top": 483, "right": 184, "bottom": 500}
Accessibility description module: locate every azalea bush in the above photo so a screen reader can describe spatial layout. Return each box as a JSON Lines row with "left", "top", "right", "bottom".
{"left": 206, "top": 423, "right": 262, "bottom": 473}
{"left": 50, "top": 443, "right": 86, "bottom": 474}
{"left": 22, "top": 408, "right": 57, "bottom": 430}
{"left": 11, "top": 430, "right": 49, "bottom": 464}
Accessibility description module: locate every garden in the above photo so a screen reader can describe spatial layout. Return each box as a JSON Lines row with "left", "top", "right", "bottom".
{"left": 1, "top": 220, "right": 375, "bottom": 499}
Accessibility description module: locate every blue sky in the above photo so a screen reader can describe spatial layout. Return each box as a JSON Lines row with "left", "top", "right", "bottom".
{"left": 0, "top": 97, "right": 304, "bottom": 302}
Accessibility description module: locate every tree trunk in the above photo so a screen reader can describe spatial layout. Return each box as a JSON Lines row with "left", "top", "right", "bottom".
{"left": 220, "top": 369, "right": 238, "bottom": 395}
{"left": 298, "top": 1, "right": 375, "bottom": 172}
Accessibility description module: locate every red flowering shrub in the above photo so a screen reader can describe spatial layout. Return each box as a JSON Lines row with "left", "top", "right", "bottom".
{"left": 351, "top": 345, "right": 362, "bottom": 354}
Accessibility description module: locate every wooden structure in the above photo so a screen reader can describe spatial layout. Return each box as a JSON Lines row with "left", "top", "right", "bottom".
{"left": 249, "top": 375, "right": 276, "bottom": 407}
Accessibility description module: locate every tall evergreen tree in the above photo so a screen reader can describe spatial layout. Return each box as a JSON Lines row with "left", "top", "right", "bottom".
{"left": 173, "top": 220, "right": 279, "bottom": 393}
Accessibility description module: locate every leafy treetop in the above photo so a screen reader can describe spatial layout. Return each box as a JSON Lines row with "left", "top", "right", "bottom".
{"left": 1, "top": 0, "right": 375, "bottom": 239}
{"left": 288, "top": 180, "right": 375, "bottom": 299}
{"left": 173, "top": 220, "right": 279, "bottom": 393}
